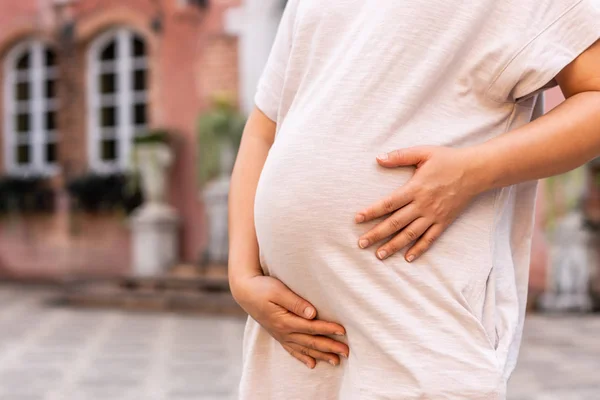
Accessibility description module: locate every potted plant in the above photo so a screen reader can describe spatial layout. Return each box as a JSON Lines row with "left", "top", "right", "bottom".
{"left": 66, "top": 173, "right": 142, "bottom": 215}
{"left": 197, "top": 93, "right": 246, "bottom": 268}
{"left": 538, "top": 167, "right": 592, "bottom": 312}
{"left": 129, "top": 129, "right": 180, "bottom": 277}
{"left": 0, "top": 176, "right": 55, "bottom": 215}
{"left": 197, "top": 92, "right": 246, "bottom": 186}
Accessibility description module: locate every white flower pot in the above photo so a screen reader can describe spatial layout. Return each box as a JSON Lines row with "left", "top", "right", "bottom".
{"left": 130, "top": 143, "right": 180, "bottom": 277}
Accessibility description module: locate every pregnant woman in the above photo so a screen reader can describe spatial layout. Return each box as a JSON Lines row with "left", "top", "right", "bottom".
{"left": 229, "top": 1, "right": 600, "bottom": 398}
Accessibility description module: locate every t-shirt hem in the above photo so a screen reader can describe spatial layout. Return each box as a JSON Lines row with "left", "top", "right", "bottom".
{"left": 256, "top": 90, "right": 280, "bottom": 125}
{"left": 254, "top": 90, "right": 278, "bottom": 123}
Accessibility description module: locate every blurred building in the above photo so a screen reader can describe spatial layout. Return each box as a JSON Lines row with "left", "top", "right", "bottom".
{"left": 0, "top": 0, "right": 284, "bottom": 279}
{"left": 0, "top": 0, "right": 574, "bottom": 308}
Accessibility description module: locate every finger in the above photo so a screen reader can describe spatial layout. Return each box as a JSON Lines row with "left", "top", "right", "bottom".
{"left": 287, "top": 343, "right": 341, "bottom": 366}
{"left": 376, "top": 217, "right": 432, "bottom": 260}
{"left": 376, "top": 147, "right": 432, "bottom": 168}
{"left": 405, "top": 224, "right": 444, "bottom": 262}
{"left": 271, "top": 279, "right": 318, "bottom": 319}
{"left": 282, "top": 343, "right": 316, "bottom": 369}
{"left": 288, "top": 333, "right": 350, "bottom": 358}
{"left": 288, "top": 317, "right": 346, "bottom": 337}
{"left": 358, "top": 204, "right": 419, "bottom": 249}
{"left": 355, "top": 188, "right": 414, "bottom": 223}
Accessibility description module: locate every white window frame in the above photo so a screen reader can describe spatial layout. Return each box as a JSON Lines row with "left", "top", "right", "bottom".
{"left": 87, "top": 28, "right": 149, "bottom": 173}
{"left": 3, "top": 40, "right": 59, "bottom": 176}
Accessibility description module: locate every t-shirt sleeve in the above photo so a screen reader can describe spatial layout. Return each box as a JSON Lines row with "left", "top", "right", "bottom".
{"left": 254, "top": 0, "right": 299, "bottom": 122}
{"left": 488, "top": 0, "right": 600, "bottom": 103}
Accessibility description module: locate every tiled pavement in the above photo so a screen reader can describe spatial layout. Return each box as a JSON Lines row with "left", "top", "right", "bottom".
{"left": 0, "top": 285, "right": 598, "bottom": 400}
{"left": 507, "top": 315, "right": 600, "bottom": 400}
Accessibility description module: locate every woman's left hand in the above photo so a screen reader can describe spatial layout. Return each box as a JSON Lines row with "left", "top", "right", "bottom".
{"left": 355, "top": 146, "right": 484, "bottom": 262}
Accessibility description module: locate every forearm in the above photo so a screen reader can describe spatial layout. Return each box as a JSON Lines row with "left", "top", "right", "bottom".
{"left": 228, "top": 109, "right": 275, "bottom": 289}
{"left": 468, "top": 91, "right": 600, "bottom": 193}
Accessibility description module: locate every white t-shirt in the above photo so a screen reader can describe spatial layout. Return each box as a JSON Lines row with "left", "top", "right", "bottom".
{"left": 242, "top": 1, "right": 600, "bottom": 399}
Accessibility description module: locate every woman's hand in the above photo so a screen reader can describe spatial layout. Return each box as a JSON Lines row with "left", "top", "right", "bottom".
{"left": 355, "top": 146, "right": 482, "bottom": 262}
{"left": 231, "top": 275, "right": 349, "bottom": 369}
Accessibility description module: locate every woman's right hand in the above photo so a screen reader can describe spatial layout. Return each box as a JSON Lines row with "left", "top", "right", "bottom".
{"left": 231, "top": 275, "right": 349, "bottom": 369}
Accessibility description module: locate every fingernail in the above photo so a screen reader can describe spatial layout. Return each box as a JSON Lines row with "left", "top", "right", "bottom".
{"left": 304, "top": 307, "right": 315, "bottom": 318}
{"left": 358, "top": 239, "right": 369, "bottom": 249}
{"left": 335, "top": 331, "right": 345, "bottom": 336}
{"left": 340, "top": 353, "right": 348, "bottom": 358}
{"left": 306, "top": 362, "right": 313, "bottom": 369}
{"left": 377, "top": 250, "right": 388, "bottom": 260}
{"left": 407, "top": 254, "right": 415, "bottom": 262}
{"left": 329, "top": 359, "right": 337, "bottom": 366}
{"left": 355, "top": 214, "right": 365, "bottom": 223}
{"left": 377, "top": 153, "right": 388, "bottom": 161}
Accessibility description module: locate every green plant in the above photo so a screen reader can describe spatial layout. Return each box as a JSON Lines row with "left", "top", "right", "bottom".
{"left": 66, "top": 173, "right": 143, "bottom": 214}
{"left": 197, "top": 92, "right": 246, "bottom": 185}
{"left": 0, "top": 176, "right": 55, "bottom": 214}
{"left": 133, "top": 129, "right": 170, "bottom": 146}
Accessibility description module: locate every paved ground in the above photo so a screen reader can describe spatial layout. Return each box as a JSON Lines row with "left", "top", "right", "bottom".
{"left": 0, "top": 285, "right": 598, "bottom": 400}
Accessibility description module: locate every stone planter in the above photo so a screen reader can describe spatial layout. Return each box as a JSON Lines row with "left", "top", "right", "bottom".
{"left": 134, "top": 143, "right": 173, "bottom": 204}
{"left": 130, "top": 143, "right": 180, "bottom": 277}
{"left": 200, "top": 143, "right": 236, "bottom": 267}
{"left": 538, "top": 212, "right": 593, "bottom": 312}
{"left": 202, "top": 177, "right": 230, "bottom": 266}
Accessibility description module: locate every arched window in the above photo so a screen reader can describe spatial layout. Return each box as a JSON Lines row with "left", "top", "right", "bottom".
{"left": 3, "top": 41, "right": 58, "bottom": 175}
{"left": 88, "top": 28, "right": 149, "bottom": 172}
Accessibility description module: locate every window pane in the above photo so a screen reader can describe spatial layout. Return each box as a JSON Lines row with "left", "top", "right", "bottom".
{"left": 133, "top": 103, "right": 147, "bottom": 125}
{"left": 100, "top": 40, "right": 117, "bottom": 61}
{"left": 133, "top": 69, "right": 147, "bottom": 91}
{"left": 45, "top": 49, "right": 57, "bottom": 67}
{"left": 101, "top": 139, "right": 117, "bottom": 161}
{"left": 132, "top": 36, "right": 146, "bottom": 57}
{"left": 16, "top": 144, "right": 30, "bottom": 165}
{"left": 16, "top": 113, "right": 30, "bottom": 132}
{"left": 99, "top": 73, "right": 118, "bottom": 94}
{"left": 45, "top": 79, "right": 56, "bottom": 99}
{"left": 46, "top": 142, "right": 57, "bottom": 163}
{"left": 16, "top": 81, "right": 30, "bottom": 101}
{"left": 100, "top": 106, "right": 117, "bottom": 127}
{"left": 46, "top": 111, "right": 56, "bottom": 131}
{"left": 16, "top": 52, "right": 30, "bottom": 70}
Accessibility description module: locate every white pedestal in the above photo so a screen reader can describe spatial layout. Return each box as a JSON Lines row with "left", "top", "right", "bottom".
{"left": 202, "top": 176, "right": 230, "bottom": 264}
{"left": 131, "top": 203, "right": 180, "bottom": 277}
{"left": 539, "top": 212, "right": 593, "bottom": 312}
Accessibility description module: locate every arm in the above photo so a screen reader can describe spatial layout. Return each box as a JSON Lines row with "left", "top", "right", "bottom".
{"left": 229, "top": 108, "right": 349, "bottom": 368}
{"left": 228, "top": 107, "right": 276, "bottom": 286}
{"left": 355, "top": 40, "right": 600, "bottom": 262}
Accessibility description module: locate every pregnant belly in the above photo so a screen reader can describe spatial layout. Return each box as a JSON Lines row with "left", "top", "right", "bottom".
{"left": 254, "top": 135, "right": 504, "bottom": 389}
{"left": 254, "top": 138, "right": 405, "bottom": 277}
{"left": 254, "top": 136, "right": 495, "bottom": 297}
{"left": 253, "top": 141, "right": 503, "bottom": 393}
